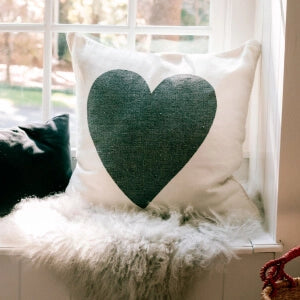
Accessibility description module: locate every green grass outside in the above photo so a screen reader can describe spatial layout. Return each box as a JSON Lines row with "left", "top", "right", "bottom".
{"left": 0, "top": 83, "right": 75, "bottom": 109}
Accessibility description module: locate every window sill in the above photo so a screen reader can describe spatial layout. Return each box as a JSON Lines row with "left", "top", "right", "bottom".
{"left": 0, "top": 234, "right": 283, "bottom": 255}
{"left": 232, "top": 232, "right": 283, "bottom": 255}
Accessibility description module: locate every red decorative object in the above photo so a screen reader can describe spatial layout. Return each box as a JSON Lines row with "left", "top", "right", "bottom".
{"left": 260, "top": 245, "right": 300, "bottom": 298}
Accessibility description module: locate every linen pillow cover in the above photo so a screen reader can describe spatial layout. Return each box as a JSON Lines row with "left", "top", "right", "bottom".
{"left": 66, "top": 33, "right": 260, "bottom": 216}
{"left": 0, "top": 114, "right": 72, "bottom": 216}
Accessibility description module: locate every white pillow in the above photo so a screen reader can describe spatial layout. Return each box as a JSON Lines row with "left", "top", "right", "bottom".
{"left": 66, "top": 32, "right": 260, "bottom": 216}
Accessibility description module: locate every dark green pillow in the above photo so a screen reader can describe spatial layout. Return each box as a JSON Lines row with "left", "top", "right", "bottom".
{"left": 0, "top": 114, "right": 72, "bottom": 216}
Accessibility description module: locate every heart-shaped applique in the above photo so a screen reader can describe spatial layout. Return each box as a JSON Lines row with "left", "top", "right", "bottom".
{"left": 87, "top": 69, "right": 217, "bottom": 208}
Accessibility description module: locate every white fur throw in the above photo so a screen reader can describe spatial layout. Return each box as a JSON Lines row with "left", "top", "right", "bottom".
{"left": 0, "top": 194, "right": 262, "bottom": 300}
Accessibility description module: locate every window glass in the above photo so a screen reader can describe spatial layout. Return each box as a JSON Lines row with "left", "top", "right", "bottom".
{"left": 57, "top": 0, "right": 128, "bottom": 25}
{"left": 0, "top": 32, "right": 43, "bottom": 127}
{"left": 137, "top": 0, "right": 210, "bottom": 26}
{"left": 0, "top": 0, "right": 44, "bottom": 23}
{"left": 136, "top": 35, "right": 209, "bottom": 53}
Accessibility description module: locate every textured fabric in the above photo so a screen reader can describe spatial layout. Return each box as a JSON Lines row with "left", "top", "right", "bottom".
{"left": 66, "top": 33, "right": 260, "bottom": 216}
{"left": 0, "top": 114, "right": 72, "bottom": 216}
{"left": 0, "top": 193, "right": 263, "bottom": 300}
{"left": 87, "top": 70, "right": 216, "bottom": 208}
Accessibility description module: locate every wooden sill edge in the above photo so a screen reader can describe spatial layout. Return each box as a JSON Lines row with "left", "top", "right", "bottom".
{"left": 0, "top": 242, "right": 283, "bottom": 256}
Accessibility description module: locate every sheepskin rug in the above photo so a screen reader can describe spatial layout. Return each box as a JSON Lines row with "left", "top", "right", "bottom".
{"left": 0, "top": 194, "right": 262, "bottom": 300}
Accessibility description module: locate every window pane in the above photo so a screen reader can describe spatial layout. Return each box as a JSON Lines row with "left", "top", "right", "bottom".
{"left": 51, "top": 33, "right": 127, "bottom": 147}
{"left": 136, "top": 35, "right": 209, "bottom": 53}
{"left": 137, "top": 0, "right": 210, "bottom": 26}
{"left": 0, "top": 32, "right": 43, "bottom": 128}
{"left": 0, "top": 0, "right": 44, "bottom": 23}
{"left": 57, "top": 0, "right": 128, "bottom": 25}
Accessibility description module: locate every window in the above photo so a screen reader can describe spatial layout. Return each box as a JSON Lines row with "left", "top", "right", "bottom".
{"left": 0, "top": 0, "right": 220, "bottom": 147}
{"left": 1, "top": 0, "right": 292, "bottom": 251}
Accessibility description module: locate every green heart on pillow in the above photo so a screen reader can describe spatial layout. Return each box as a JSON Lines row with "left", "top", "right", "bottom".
{"left": 87, "top": 69, "right": 217, "bottom": 208}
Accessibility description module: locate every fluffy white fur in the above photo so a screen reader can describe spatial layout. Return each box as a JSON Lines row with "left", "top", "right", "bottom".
{"left": 0, "top": 194, "right": 262, "bottom": 300}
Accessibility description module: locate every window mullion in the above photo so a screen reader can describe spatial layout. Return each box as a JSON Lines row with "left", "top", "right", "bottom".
{"left": 209, "top": 0, "right": 227, "bottom": 52}
{"left": 50, "top": 24, "right": 129, "bottom": 33}
{"left": 0, "top": 24, "right": 45, "bottom": 32}
{"left": 42, "top": 0, "right": 53, "bottom": 122}
{"left": 135, "top": 25, "right": 211, "bottom": 36}
{"left": 127, "top": 0, "right": 137, "bottom": 50}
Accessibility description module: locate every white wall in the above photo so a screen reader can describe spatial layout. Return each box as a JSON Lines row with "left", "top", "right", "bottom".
{"left": 0, "top": 252, "right": 274, "bottom": 300}
{"left": 276, "top": 0, "right": 300, "bottom": 275}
